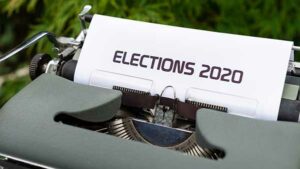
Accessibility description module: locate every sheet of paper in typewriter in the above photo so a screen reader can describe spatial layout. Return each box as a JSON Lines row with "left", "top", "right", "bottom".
{"left": 75, "top": 14, "right": 293, "bottom": 121}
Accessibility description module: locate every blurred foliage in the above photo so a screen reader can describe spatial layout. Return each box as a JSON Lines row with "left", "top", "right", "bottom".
{"left": 1, "top": 0, "right": 300, "bottom": 105}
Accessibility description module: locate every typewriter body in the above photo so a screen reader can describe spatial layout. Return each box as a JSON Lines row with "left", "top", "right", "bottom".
{"left": 1, "top": 6, "right": 300, "bottom": 169}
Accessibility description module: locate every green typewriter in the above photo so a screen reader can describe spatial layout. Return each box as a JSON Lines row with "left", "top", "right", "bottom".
{"left": 1, "top": 5, "right": 300, "bottom": 169}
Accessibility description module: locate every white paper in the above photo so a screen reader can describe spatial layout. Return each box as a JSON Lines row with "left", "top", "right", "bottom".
{"left": 74, "top": 14, "right": 293, "bottom": 121}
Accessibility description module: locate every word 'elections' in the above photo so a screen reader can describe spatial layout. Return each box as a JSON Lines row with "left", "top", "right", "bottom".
{"left": 113, "top": 50, "right": 195, "bottom": 75}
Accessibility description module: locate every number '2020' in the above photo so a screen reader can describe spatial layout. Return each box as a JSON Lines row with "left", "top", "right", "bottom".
{"left": 199, "top": 64, "right": 243, "bottom": 84}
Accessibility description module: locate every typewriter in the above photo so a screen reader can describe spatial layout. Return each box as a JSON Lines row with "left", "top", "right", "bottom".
{"left": 1, "top": 5, "right": 300, "bottom": 169}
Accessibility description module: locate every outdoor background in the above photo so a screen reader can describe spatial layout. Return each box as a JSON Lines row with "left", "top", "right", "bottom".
{"left": 1, "top": 0, "right": 300, "bottom": 106}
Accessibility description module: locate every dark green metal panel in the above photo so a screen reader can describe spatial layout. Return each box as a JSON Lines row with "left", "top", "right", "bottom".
{"left": 0, "top": 74, "right": 300, "bottom": 169}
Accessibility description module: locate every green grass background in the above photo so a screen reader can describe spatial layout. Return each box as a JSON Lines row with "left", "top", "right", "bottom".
{"left": 1, "top": 0, "right": 300, "bottom": 105}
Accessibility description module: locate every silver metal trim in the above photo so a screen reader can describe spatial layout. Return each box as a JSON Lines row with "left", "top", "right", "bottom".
{"left": 45, "top": 59, "right": 60, "bottom": 74}
{"left": 0, "top": 152, "right": 54, "bottom": 169}
{"left": 292, "top": 46, "right": 300, "bottom": 51}
{"left": 79, "top": 5, "right": 92, "bottom": 38}
{"left": 0, "top": 32, "right": 58, "bottom": 63}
